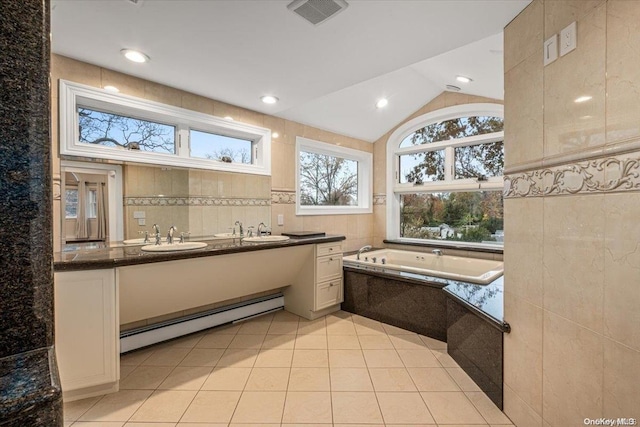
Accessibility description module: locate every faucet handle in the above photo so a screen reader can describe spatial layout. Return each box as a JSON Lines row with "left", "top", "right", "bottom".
{"left": 179, "top": 232, "right": 190, "bottom": 244}
{"left": 247, "top": 226, "right": 255, "bottom": 238}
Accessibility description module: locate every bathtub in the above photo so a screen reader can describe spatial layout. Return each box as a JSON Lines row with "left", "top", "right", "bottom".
{"left": 342, "top": 249, "right": 503, "bottom": 285}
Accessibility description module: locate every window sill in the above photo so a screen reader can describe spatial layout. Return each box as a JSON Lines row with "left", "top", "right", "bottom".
{"left": 383, "top": 239, "right": 503, "bottom": 254}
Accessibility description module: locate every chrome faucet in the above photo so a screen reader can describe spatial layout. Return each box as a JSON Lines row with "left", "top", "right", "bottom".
{"left": 235, "top": 220, "right": 244, "bottom": 237}
{"left": 179, "top": 232, "right": 189, "bottom": 244}
{"left": 138, "top": 230, "right": 149, "bottom": 244}
{"left": 257, "top": 222, "right": 267, "bottom": 237}
{"left": 357, "top": 245, "right": 372, "bottom": 260}
{"left": 167, "top": 225, "right": 176, "bottom": 244}
{"left": 432, "top": 249, "right": 443, "bottom": 256}
{"left": 153, "top": 224, "right": 161, "bottom": 245}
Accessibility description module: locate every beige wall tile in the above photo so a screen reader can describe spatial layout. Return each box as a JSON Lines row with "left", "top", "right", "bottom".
{"left": 504, "top": 292, "right": 543, "bottom": 415}
{"left": 606, "top": 0, "right": 640, "bottom": 145}
{"left": 180, "top": 92, "right": 215, "bottom": 116}
{"left": 503, "top": 384, "right": 542, "bottom": 427}
{"left": 52, "top": 55, "right": 101, "bottom": 99}
{"left": 542, "top": 311, "right": 603, "bottom": 425}
{"left": 603, "top": 338, "right": 640, "bottom": 418}
{"left": 101, "top": 68, "right": 145, "bottom": 99}
{"left": 543, "top": 4, "right": 606, "bottom": 158}
{"left": 543, "top": 195, "right": 604, "bottom": 332}
{"left": 603, "top": 192, "right": 640, "bottom": 352}
{"left": 544, "top": 0, "right": 605, "bottom": 39}
{"left": 144, "top": 81, "right": 182, "bottom": 107}
{"left": 504, "top": 53, "right": 543, "bottom": 168}
{"left": 504, "top": 197, "right": 543, "bottom": 306}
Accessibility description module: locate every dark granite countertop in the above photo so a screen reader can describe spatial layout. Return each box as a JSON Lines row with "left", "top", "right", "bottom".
{"left": 54, "top": 235, "right": 345, "bottom": 271}
{"left": 343, "top": 263, "right": 508, "bottom": 332}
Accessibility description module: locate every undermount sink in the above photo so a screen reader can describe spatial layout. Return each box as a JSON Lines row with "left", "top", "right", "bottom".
{"left": 123, "top": 237, "right": 166, "bottom": 245}
{"left": 242, "top": 235, "right": 290, "bottom": 243}
{"left": 140, "top": 242, "right": 208, "bottom": 252}
{"left": 213, "top": 233, "right": 238, "bottom": 238}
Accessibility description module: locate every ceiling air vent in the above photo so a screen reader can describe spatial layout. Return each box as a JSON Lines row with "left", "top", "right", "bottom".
{"left": 287, "top": 0, "right": 349, "bottom": 26}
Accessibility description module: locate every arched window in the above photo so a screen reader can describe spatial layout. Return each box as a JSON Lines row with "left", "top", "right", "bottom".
{"left": 386, "top": 104, "right": 504, "bottom": 247}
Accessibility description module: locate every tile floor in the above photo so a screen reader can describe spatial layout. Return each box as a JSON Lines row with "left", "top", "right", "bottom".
{"left": 63, "top": 310, "right": 514, "bottom": 427}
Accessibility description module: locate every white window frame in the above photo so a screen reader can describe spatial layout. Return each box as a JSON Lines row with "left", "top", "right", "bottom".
{"left": 386, "top": 103, "right": 504, "bottom": 248}
{"left": 296, "top": 137, "right": 373, "bottom": 215}
{"left": 59, "top": 80, "right": 272, "bottom": 176}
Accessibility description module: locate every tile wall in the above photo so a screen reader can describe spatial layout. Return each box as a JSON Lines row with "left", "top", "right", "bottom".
{"left": 503, "top": 1, "right": 640, "bottom": 425}
{"left": 50, "top": 55, "right": 374, "bottom": 251}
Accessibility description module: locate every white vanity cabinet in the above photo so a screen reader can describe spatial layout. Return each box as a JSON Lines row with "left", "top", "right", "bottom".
{"left": 54, "top": 269, "right": 119, "bottom": 401}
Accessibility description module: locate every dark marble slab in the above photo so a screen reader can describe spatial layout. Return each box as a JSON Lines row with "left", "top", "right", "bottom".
{"left": 447, "top": 297, "right": 504, "bottom": 409}
{"left": 343, "top": 268, "right": 447, "bottom": 341}
{"left": 54, "top": 235, "right": 346, "bottom": 271}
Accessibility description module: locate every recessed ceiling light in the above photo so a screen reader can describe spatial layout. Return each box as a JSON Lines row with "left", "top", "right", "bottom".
{"left": 375, "top": 98, "right": 388, "bottom": 109}
{"left": 446, "top": 85, "right": 461, "bottom": 92}
{"left": 456, "top": 75, "right": 473, "bottom": 83}
{"left": 574, "top": 95, "right": 592, "bottom": 103}
{"left": 103, "top": 85, "right": 120, "bottom": 93}
{"left": 121, "top": 49, "right": 149, "bottom": 63}
{"left": 261, "top": 95, "right": 279, "bottom": 104}
{"left": 224, "top": 116, "right": 234, "bottom": 121}
{"left": 272, "top": 132, "right": 279, "bottom": 138}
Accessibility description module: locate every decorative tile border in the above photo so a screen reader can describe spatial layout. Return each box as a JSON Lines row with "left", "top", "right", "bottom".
{"left": 271, "top": 190, "right": 296, "bottom": 204}
{"left": 504, "top": 152, "right": 640, "bottom": 198}
{"left": 373, "top": 194, "right": 386, "bottom": 205}
{"left": 124, "top": 196, "right": 270, "bottom": 206}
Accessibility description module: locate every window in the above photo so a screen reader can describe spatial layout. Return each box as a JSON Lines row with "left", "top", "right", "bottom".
{"left": 59, "top": 80, "right": 271, "bottom": 175}
{"left": 65, "top": 189, "right": 78, "bottom": 218}
{"left": 296, "top": 137, "right": 372, "bottom": 215}
{"left": 87, "top": 189, "right": 97, "bottom": 219}
{"left": 387, "top": 104, "right": 504, "bottom": 248}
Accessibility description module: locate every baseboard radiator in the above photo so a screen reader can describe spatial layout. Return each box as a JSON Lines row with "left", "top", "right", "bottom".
{"left": 120, "top": 293, "right": 284, "bottom": 353}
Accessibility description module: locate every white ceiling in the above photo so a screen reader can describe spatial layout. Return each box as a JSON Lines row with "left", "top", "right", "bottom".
{"left": 51, "top": 0, "right": 529, "bottom": 142}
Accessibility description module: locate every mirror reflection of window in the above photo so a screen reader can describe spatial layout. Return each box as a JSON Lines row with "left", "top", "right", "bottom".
{"left": 65, "top": 189, "right": 78, "bottom": 218}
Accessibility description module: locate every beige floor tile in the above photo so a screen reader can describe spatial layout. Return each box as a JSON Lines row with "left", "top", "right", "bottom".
{"left": 282, "top": 391, "right": 332, "bottom": 424}
{"left": 419, "top": 335, "right": 447, "bottom": 350}
{"left": 408, "top": 367, "right": 460, "bottom": 392}
{"left": 230, "top": 424, "right": 279, "bottom": 427}
{"left": 295, "top": 334, "right": 328, "bottom": 349}
{"left": 231, "top": 391, "right": 286, "bottom": 423}
{"left": 73, "top": 422, "right": 125, "bottom": 426}
{"left": 262, "top": 334, "right": 296, "bottom": 349}
{"left": 396, "top": 349, "right": 441, "bottom": 367}
{"left": 124, "top": 423, "right": 176, "bottom": 427}
{"left": 330, "top": 367, "right": 374, "bottom": 391}
{"left": 333, "top": 425, "right": 384, "bottom": 427}
{"left": 180, "top": 390, "right": 241, "bottom": 423}
{"left": 292, "top": 349, "right": 329, "bottom": 367}
{"left": 362, "top": 349, "right": 404, "bottom": 368}
{"left": 237, "top": 320, "right": 272, "bottom": 335}
{"left": 217, "top": 348, "right": 259, "bottom": 367}
{"left": 273, "top": 310, "right": 300, "bottom": 322}
{"left": 177, "top": 423, "right": 228, "bottom": 427}
{"left": 119, "top": 365, "right": 136, "bottom": 379}
{"left": 331, "top": 392, "right": 383, "bottom": 424}
{"left": 63, "top": 396, "right": 103, "bottom": 421}
{"left": 354, "top": 323, "right": 387, "bottom": 336}
{"left": 228, "top": 334, "right": 265, "bottom": 349}
{"left": 382, "top": 323, "right": 414, "bottom": 335}
{"left": 376, "top": 391, "right": 435, "bottom": 424}
{"left": 179, "top": 348, "right": 225, "bottom": 367}
{"left": 163, "top": 333, "right": 205, "bottom": 349}
{"left": 389, "top": 334, "right": 427, "bottom": 350}
{"left": 328, "top": 334, "right": 361, "bottom": 349}
{"left": 268, "top": 320, "right": 299, "bottom": 335}
{"left": 446, "top": 367, "right": 481, "bottom": 392}
{"left": 254, "top": 349, "right": 294, "bottom": 367}
{"left": 368, "top": 368, "right": 417, "bottom": 391}
{"left": 421, "top": 391, "right": 485, "bottom": 424}
{"left": 78, "top": 390, "right": 152, "bottom": 422}
{"left": 358, "top": 334, "right": 394, "bottom": 349}
{"left": 288, "top": 367, "right": 330, "bottom": 391}
{"left": 158, "top": 366, "right": 212, "bottom": 390}
{"left": 326, "top": 321, "right": 357, "bottom": 335}
{"left": 432, "top": 349, "right": 459, "bottom": 367}
{"left": 326, "top": 311, "right": 352, "bottom": 322}
{"left": 466, "top": 391, "right": 512, "bottom": 424}
{"left": 140, "top": 348, "right": 190, "bottom": 367}
{"left": 196, "top": 333, "right": 235, "bottom": 349}
{"left": 245, "top": 367, "right": 291, "bottom": 391}
{"left": 208, "top": 323, "right": 241, "bottom": 334}
{"left": 329, "top": 349, "right": 367, "bottom": 368}
{"left": 63, "top": 422, "right": 73, "bottom": 427}
{"left": 297, "top": 318, "right": 326, "bottom": 335}
{"left": 129, "top": 390, "right": 196, "bottom": 422}
{"left": 201, "top": 367, "right": 251, "bottom": 390}
{"left": 120, "top": 366, "right": 173, "bottom": 390}
{"left": 121, "top": 348, "right": 155, "bottom": 367}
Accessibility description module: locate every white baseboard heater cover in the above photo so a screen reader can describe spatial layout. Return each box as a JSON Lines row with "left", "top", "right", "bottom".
{"left": 120, "top": 293, "right": 284, "bottom": 353}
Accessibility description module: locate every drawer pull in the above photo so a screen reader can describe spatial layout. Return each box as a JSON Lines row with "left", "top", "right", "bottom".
{"left": 329, "top": 282, "right": 335, "bottom": 287}
{"left": 329, "top": 257, "right": 333, "bottom": 261}
{"left": 329, "top": 247, "right": 333, "bottom": 251}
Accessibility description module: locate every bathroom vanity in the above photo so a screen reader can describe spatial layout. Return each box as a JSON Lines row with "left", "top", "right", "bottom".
{"left": 53, "top": 235, "right": 344, "bottom": 401}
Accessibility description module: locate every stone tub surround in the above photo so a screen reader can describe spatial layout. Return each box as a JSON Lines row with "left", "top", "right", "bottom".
{"left": 53, "top": 234, "right": 345, "bottom": 271}
{"left": 0, "top": 0, "right": 62, "bottom": 425}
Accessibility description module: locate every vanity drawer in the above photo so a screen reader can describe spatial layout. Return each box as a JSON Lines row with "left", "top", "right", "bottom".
{"left": 316, "top": 255, "right": 342, "bottom": 282}
{"left": 315, "top": 279, "right": 343, "bottom": 310}
{"left": 317, "top": 242, "right": 342, "bottom": 257}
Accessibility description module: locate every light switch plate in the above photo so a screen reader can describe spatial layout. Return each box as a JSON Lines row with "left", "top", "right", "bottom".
{"left": 560, "top": 21, "right": 577, "bottom": 56}
{"left": 138, "top": 218, "right": 146, "bottom": 226}
{"left": 277, "top": 214, "right": 284, "bottom": 226}
{"left": 544, "top": 34, "right": 558, "bottom": 66}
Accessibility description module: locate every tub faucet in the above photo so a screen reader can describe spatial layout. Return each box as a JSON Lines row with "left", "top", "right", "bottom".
{"left": 257, "top": 222, "right": 267, "bottom": 236}
{"left": 167, "top": 226, "right": 176, "bottom": 244}
{"left": 432, "top": 249, "right": 443, "bottom": 256}
{"left": 235, "top": 221, "right": 244, "bottom": 237}
{"left": 357, "top": 245, "right": 372, "bottom": 260}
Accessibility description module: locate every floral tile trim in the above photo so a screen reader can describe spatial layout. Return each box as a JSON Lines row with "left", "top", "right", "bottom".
{"left": 271, "top": 191, "right": 296, "bottom": 204}
{"left": 124, "top": 197, "right": 270, "bottom": 206}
